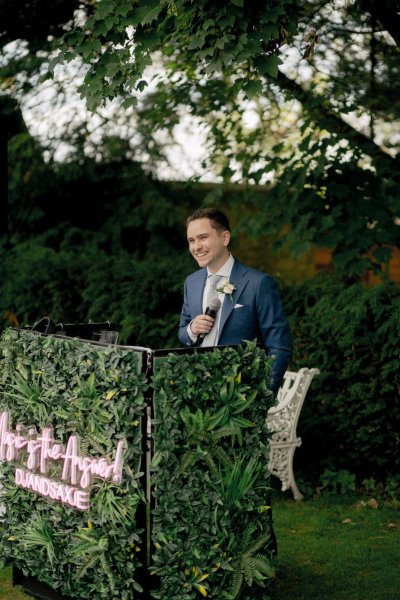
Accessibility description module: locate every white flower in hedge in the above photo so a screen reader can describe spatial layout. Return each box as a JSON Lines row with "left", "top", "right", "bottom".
{"left": 216, "top": 278, "right": 236, "bottom": 302}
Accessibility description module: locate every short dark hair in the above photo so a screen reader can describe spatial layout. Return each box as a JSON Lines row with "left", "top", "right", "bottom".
{"left": 186, "top": 208, "right": 230, "bottom": 232}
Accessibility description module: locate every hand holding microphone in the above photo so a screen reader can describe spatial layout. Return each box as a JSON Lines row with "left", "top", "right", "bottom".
{"left": 191, "top": 298, "right": 221, "bottom": 346}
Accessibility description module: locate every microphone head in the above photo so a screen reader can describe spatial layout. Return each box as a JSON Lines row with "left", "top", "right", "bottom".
{"left": 208, "top": 297, "right": 221, "bottom": 312}
{"left": 196, "top": 297, "right": 222, "bottom": 342}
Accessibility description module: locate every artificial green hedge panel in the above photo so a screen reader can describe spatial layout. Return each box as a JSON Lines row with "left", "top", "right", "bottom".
{"left": 0, "top": 329, "right": 148, "bottom": 599}
{"left": 0, "top": 332, "right": 276, "bottom": 599}
{"left": 151, "top": 343, "right": 276, "bottom": 600}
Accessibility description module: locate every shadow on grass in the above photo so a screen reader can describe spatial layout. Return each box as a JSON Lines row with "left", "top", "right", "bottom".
{"left": 272, "top": 562, "right": 334, "bottom": 600}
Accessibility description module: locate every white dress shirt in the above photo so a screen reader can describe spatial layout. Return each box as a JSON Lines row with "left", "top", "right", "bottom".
{"left": 188, "top": 254, "right": 235, "bottom": 344}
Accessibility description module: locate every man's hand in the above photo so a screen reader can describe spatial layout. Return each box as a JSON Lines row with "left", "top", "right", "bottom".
{"left": 189, "top": 314, "right": 215, "bottom": 337}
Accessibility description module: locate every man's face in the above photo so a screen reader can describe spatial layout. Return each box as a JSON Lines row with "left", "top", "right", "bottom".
{"left": 187, "top": 218, "right": 230, "bottom": 273}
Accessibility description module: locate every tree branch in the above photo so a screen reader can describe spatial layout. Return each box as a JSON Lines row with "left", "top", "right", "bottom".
{"left": 275, "top": 70, "right": 399, "bottom": 172}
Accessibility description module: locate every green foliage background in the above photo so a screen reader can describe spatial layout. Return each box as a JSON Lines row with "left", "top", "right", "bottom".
{"left": 281, "top": 274, "right": 400, "bottom": 485}
{"left": 54, "top": 0, "right": 298, "bottom": 110}
{"left": 29, "top": 0, "right": 399, "bottom": 279}
{"left": 4, "top": 134, "right": 194, "bottom": 348}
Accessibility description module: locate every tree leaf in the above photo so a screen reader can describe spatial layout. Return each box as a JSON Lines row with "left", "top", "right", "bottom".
{"left": 243, "top": 79, "right": 263, "bottom": 100}
{"left": 258, "top": 54, "right": 282, "bottom": 78}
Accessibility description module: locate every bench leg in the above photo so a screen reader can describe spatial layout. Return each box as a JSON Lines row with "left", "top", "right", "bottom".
{"left": 268, "top": 444, "right": 304, "bottom": 501}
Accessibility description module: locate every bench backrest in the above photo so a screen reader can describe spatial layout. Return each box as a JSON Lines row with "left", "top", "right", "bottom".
{"left": 267, "top": 367, "right": 320, "bottom": 444}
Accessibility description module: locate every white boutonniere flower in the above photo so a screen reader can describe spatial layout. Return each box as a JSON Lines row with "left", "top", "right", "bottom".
{"left": 216, "top": 278, "right": 236, "bottom": 302}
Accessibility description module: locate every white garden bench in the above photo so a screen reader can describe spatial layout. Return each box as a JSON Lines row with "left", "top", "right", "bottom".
{"left": 267, "top": 367, "right": 320, "bottom": 500}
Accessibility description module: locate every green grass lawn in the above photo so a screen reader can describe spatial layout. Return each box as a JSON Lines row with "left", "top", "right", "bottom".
{"left": 271, "top": 495, "right": 400, "bottom": 600}
{"left": 0, "top": 495, "right": 399, "bottom": 599}
{"left": 0, "top": 567, "right": 28, "bottom": 599}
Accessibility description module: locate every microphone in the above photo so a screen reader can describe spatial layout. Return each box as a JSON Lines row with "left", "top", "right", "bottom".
{"left": 194, "top": 297, "right": 222, "bottom": 346}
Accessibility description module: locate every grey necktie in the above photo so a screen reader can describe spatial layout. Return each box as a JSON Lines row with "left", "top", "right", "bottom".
{"left": 207, "top": 274, "right": 223, "bottom": 305}
{"left": 202, "top": 274, "right": 223, "bottom": 347}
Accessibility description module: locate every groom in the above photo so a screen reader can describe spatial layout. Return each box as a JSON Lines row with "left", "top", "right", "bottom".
{"left": 178, "top": 207, "right": 292, "bottom": 393}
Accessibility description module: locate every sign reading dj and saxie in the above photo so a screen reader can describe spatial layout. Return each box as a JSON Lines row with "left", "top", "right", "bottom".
{"left": 0, "top": 410, "right": 126, "bottom": 510}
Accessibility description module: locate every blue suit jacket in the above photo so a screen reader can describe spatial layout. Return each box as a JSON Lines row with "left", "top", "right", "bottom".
{"left": 178, "top": 258, "right": 293, "bottom": 392}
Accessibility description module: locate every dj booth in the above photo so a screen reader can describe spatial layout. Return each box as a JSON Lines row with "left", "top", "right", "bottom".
{"left": 0, "top": 322, "right": 276, "bottom": 600}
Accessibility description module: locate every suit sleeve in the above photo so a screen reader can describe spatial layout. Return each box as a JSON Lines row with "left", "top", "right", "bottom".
{"left": 178, "top": 278, "right": 194, "bottom": 347}
{"left": 256, "top": 275, "right": 293, "bottom": 393}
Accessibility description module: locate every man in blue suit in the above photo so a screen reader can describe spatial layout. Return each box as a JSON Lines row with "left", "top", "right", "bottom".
{"left": 178, "top": 207, "right": 292, "bottom": 393}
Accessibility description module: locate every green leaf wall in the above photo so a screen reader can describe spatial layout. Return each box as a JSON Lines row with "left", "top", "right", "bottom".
{"left": 151, "top": 343, "right": 276, "bottom": 599}
{"left": 0, "top": 330, "right": 147, "bottom": 598}
{"left": 0, "top": 332, "right": 276, "bottom": 599}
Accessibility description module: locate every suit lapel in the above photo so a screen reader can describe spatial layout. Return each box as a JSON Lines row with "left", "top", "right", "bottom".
{"left": 192, "top": 269, "right": 207, "bottom": 315}
{"left": 219, "top": 260, "right": 249, "bottom": 334}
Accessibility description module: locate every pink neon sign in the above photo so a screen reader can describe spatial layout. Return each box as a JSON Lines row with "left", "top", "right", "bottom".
{"left": 0, "top": 411, "right": 126, "bottom": 510}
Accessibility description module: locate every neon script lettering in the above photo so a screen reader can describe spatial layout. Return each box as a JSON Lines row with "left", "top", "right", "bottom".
{"left": 15, "top": 468, "right": 90, "bottom": 510}
{"left": 0, "top": 411, "right": 126, "bottom": 510}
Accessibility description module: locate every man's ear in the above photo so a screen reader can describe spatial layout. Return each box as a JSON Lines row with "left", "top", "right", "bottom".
{"left": 222, "top": 230, "right": 231, "bottom": 247}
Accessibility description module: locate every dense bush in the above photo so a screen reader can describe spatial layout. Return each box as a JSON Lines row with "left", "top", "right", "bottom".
{"left": 280, "top": 274, "right": 400, "bottom": 485}
{"left": 3, "top": 141, "right": 194, "bottom": 348}
{"left": 0, "top": 233, "right": 191, "bottom": 349}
